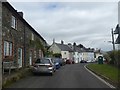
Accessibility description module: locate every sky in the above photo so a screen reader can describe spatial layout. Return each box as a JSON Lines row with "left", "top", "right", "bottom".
{"left": 7, "top": 0, "right": 118, "bottom": 51}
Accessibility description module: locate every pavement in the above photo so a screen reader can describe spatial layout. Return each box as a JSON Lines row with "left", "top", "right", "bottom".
{"left": 4, "top": 63, "right": 112, "bottom": 88}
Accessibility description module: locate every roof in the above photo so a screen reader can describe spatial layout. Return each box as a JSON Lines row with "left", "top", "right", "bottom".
{"left": 73, "top": 46, "right": 81, "bottom": 53}
{"left": 56, "top": 43, "right": 73, "bottom": 52}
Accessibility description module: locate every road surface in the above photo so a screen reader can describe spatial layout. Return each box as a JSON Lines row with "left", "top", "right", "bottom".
{"left": 6, "top": 63, "right": 110, "bottom": 88}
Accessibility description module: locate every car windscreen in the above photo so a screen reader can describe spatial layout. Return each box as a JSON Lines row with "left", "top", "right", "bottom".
{"left": 53, "top": 58, "right": 60, "bottom": 62}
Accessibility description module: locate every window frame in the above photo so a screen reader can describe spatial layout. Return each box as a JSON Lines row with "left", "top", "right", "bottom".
{"left": 4, "top": 41, "right": 13, "bottom": 57}
{"left": 31, "top": 33, "right": 34, "bottom": 41}
{"left": 11, "top": 15, "right": 17, "bottom": 30}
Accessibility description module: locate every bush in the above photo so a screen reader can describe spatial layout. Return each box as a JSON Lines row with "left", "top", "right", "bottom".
{"left": 53, "top": 53, "right": 62, "bottom": 58}
{"left": 106, "top": 50, "right": 120, "bottom": 67}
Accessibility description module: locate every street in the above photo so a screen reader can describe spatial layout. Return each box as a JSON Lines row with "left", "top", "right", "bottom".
{"left": 6, "top": 63, "right": 110, "bottom": 88}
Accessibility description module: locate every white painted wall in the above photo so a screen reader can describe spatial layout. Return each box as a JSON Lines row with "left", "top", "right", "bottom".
{"left": 73, "top": 52, "right": 80, "bottom": 63}
{"left": 49, "top": 43, "right": 61, "bottom": 54}
{"left": 80, "top": 52, "right": 94, "bottom": 62}
{"left": 69, "top": 52, "right": 73, "bottom": 60}
{"left": 95, "top": 53, "right": 103, "bottom": 61}
{"left": 61, "top": 51, "right": 70, "bottom": 59}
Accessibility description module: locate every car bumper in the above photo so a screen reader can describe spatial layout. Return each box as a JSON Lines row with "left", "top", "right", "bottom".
{"left": 32, "top": 67, "right": 53, "bottom": 74}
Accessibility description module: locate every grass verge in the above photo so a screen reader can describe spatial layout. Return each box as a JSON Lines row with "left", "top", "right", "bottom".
{"left": 86, "top": 63, "right": 120, "bottom": 87}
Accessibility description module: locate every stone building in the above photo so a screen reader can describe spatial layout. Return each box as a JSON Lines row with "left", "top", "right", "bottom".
{"left": 1, "top": 2, "right": 47, "bottom": 68}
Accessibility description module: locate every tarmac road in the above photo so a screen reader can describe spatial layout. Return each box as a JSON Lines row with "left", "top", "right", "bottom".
{"left": 6, "top": 63, "right": 110, "bottom": 88}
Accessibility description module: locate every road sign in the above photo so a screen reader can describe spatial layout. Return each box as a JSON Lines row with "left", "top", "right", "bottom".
{"left": 114, "top": 24, "right": 120, "bottom": 44}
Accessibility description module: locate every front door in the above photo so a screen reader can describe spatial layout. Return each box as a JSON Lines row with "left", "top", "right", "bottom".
{"left": 18, "top": 48, "right": 22, "bottom": 68}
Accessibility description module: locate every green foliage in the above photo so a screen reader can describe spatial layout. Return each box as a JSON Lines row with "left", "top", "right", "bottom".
{"left": 53, "top": 53, "right": 62, "bottom": 58}
{"left": 105, "top": 50, "right": 120, "bottom": 67}
{"left": 45, "top": 51, "right": 53, "bottom": 57}
{"left": 29, "top": 38, "right": 45, "bottom": 56}
{"left": 103, "top": 53, "right": 111, "bottom": 63}
{"left": 87, "top": 64, "right": 120, "bottom": 85}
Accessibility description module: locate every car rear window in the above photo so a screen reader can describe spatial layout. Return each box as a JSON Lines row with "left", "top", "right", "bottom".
{"left": 35, "top": 59, "right": 50, "bottom": 64}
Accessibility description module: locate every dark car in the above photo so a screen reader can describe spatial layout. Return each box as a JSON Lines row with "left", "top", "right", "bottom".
{"left": 32, "top": 58, "right": 55, "bottom": 75}
{"left": 66, "top": 59, "right": 72, "bottom": 64}
{"left": 80, "top": 60, "right": 87, "bottom": 63}
{"left": 53, "top": 58, "right": 61, "bottom": 69}
{"left": 72, "top": 60, "right": 75, "bottom": 64}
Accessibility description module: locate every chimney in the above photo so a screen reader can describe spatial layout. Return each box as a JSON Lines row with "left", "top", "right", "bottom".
{"left": 18, "top": 12, "right": 23, "bottom": 18}
{"left": 73, "top": 42, "right": 76, "bottom": 46}
{"left": 68, "top": 43, "right": 73, "bottom": 49}
{"left": 61, "top": 40, "right": 64, "bottom": 44}
{"left": 53, "top": 38, "right": 55, "bottom": 44}
{"left": 73, "top": 42, "right": 76, "bottom": 51}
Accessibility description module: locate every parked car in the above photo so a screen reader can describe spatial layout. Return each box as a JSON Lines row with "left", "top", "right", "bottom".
{"left": 62, "top": 58, "right": 66, "bottom": 65}
{"left": 80, "top": 60, "right": 87, "bottom": 63}
{"left": 53, "top": 58, "right": 61, "bottom": 69}
{"left": 66, "top": 59, "right": 72, "bottom": 64}
{"left": 72, "top": 60, "right": 75, "bottom": 64}
{"left": 32, "top": 58, "right": 55, "bottom": 75}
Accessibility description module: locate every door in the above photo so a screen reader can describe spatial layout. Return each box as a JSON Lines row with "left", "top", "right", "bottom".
{"left": 18, "top": 48, "right": 22, "bottom": 68}
{"left": 29, "top": 50, "right": 32, "bottom": 65}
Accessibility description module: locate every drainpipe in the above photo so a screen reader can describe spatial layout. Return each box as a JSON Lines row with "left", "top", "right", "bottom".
{"left": 24, "top": 23, "right": 26, "bottom": 67}
{"left": 0, "top": 1, "right": 2, "bottom": 89}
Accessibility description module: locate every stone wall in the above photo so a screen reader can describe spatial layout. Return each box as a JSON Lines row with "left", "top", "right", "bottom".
{"left": 2, "top": 2, "right": 46, "bottom": 68}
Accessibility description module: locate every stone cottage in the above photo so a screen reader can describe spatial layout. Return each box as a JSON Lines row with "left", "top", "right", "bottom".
{"left": 1, "top": 2, "right": 47, "bottom": 69}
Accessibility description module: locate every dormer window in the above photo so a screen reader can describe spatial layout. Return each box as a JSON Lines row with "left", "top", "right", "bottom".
{"left": 11, "top": 15, "right": 17, "bottom": 29}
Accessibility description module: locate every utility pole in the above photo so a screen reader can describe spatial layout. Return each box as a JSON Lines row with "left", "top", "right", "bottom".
{"left": 0, "top": 1, "right": 2, "bottom": 90}
{"left": 111, "top": 28, "right": 115, "bottom": 51}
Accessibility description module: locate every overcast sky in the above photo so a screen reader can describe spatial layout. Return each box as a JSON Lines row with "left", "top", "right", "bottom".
{"left": 8, "top": 0, "right": 118, "bottom": 51}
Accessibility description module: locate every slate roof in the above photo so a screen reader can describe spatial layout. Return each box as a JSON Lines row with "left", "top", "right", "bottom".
{"left": 73, "top": 46, "right": 81, "bottom": 53}
{"left": 56, "top": 43, "right": 73, "bottom": 52}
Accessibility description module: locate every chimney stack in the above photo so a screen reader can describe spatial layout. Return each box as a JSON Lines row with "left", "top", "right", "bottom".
{"left": 18, "top": 12, "right": 23, "bottom": 18}
{"left": 61, "top": 40, "right": 64, "bottom": 44}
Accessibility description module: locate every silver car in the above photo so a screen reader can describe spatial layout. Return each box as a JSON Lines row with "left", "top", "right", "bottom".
{"left": 32, "top": 58, "right": 55, "bottom": 75}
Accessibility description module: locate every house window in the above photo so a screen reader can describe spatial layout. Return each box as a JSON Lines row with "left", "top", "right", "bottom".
{"left": 11, "top": 15, "right": 17, "bottom": 29}
{"left": 64, "top": 52, "right": 66, "bottom": 54}
{"left": 31, "top": 33, "right": 34, "bottom": 40}
{"left": 4, "top": 41, "right": 13, "bottom": 57}
{"left": 34, "top": 51, "right": 36, "bottom": 58}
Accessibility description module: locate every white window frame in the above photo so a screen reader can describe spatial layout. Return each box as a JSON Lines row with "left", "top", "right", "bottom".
{"left": 31, "top": 33, "right": 34, "bottom": 41}
{"left": 4, "top": 41, "right": 13, "bottom": 57}
{"left": 11, "top": 15, "right": 17, "bottom": 29}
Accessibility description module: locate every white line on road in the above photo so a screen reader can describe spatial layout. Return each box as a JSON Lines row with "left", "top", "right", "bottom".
{"left": 84, "top": 64, "right": 116, "bottom": 88}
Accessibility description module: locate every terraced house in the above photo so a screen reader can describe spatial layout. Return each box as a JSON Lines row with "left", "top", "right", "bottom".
{"left": 1, "top": 2, "right": 47, "bottom": 69}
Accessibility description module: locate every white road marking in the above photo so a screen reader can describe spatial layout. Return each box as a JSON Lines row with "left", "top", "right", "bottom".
{"left": 84, "top": 64, "right": 116, "bottom": 88}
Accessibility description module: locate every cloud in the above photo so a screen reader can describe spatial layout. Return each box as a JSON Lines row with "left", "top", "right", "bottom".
{"left": 9, "top": 2, "right": 118, "bottom": 51}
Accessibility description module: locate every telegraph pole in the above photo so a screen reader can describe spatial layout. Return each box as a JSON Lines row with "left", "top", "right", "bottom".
{"left": 0, "top": 1, "right": 2, "bottom": 90}
{"left": 111, "top": 28, "right": 115, "bottom": 51}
